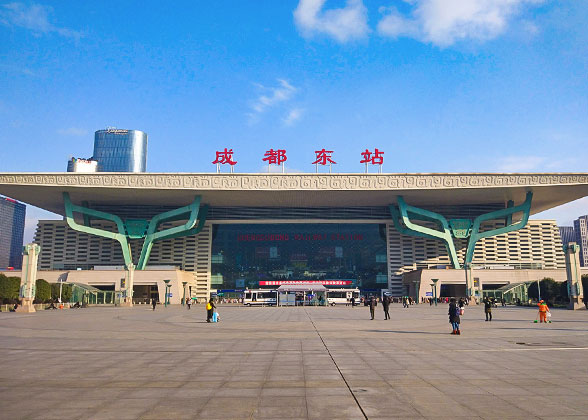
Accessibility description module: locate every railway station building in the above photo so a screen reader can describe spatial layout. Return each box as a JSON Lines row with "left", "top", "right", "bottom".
{"left": 1, "top": 172, "right": 587, "bottom": 304}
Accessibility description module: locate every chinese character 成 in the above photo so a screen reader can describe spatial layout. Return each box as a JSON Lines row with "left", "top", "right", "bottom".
{"left": 212, "top": 148, "right": 237, "bottom": 166}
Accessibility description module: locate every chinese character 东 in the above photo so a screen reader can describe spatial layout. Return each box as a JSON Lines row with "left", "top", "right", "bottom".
{"left": 212, "top": 148, "right": 237, "bottom": 166}
{"left": 262, "top": 149, "right": 287, "bottom": 165}
{"left": 312, "top": 149, "right": 336, "bottom": 165}
{"left": 360, "top": 148, "right": 384, "bottom": 165}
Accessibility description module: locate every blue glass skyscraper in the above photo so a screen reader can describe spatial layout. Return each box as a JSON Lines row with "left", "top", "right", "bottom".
{"left": 0, "top": 196, "right": 26, "bottom": 269}
{"left": 93, "top": 129, "right": 148, "bottom": 172}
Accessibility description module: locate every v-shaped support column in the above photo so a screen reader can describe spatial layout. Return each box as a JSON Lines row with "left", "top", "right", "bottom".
{"left": 136, "top": 199, "right": 208, "bottom": 270}
{"left": 64, "top": 192, "right": 133, "bottom": 268}
{"left": 390, "top": 197, "right": 460, "bottom": 269}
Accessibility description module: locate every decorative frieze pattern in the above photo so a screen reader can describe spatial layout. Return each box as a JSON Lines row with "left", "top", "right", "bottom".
{"left": 0, "top": 173, "right": 587, "bottom": 191}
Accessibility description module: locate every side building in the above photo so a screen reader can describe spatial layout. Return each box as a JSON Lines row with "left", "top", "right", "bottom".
{"left": 573, "top": 215, "right": 588, "bottom": 266}
{"left": 0, "top": 196, "right": 26, "bottom": 269}
{"left": 559, "top": 226, "right": 575, "bottom": 246}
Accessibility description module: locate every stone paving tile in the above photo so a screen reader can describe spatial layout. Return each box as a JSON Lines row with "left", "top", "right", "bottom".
{"left": 1, "top": 304, "right": 588, "bottom": 419}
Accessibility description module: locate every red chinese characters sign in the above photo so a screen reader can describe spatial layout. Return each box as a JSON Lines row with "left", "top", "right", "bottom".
{"left": 360, "top": 148, "right": 384, "bottom": 165}
{"left": 210, "top": 148, "right": 388, "bottom": 170}
{"left": 312, "top": 149, "right": 336, "bottom": 165}
{"left": 212, "top": 148, "right": 237, "bottom": 166}
{"left": 259, "top": 280, "right": 353, "bottom": 286}
{"left": 263, "top": 149, "right": 287, "bottom": 165}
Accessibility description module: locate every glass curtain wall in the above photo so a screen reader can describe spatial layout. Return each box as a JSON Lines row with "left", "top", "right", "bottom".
{"left": 210, "top": 223, "right": 388, "bottom": 291}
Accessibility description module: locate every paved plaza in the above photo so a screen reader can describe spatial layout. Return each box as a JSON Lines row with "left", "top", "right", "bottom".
{"left": 1, "top": 303, "right": 587, "bottom": 419}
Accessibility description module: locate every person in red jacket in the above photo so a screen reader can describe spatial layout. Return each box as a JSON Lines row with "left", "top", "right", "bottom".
{"left": 538, "top": 300, "right": 550, "bottom": 323}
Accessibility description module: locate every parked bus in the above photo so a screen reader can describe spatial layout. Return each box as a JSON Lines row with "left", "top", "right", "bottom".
{"left": 243, "top": 289, "right": 277, "bottom": 306}
{"left": 326, "top": 288, "right": 361, "bottom": 306}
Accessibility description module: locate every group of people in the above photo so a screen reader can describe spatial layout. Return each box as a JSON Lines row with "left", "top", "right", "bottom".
{"left": 362, "top": 294, "right": 553, "bottom": 335}
{"left": 368, "top": 295, "right": 392, "bottom": 320}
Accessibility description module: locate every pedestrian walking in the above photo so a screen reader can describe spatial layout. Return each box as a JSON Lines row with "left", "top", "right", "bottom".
{"left": 484, "top": 297, "right": 492, "bottom": 321}
{"left": 383, "top": 295, "right": 390, "bottom": 320}
{"left": 537, "top": 300, "right": 550, "bottom": 323}
{"left": 206, "top": 298, "right": 216, "bottom": 322}
{"left": 369, "top": 296, "right": 376, "bottom": 320}
{"left": 186, "top": 297, "right": 191, "bottom": 310}
{"left": 151, "top": 297, "right": 157, "bottom": 311}
{"left": 350, "top": 296, "right": 355, "bottom": 307}
{"left": 449, "top": 298, "right": 460, "bottom": 335}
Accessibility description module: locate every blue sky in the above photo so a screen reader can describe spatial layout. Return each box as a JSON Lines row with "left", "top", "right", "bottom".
{"left": 0, "top": 0, "right": 587, "bottom": 241}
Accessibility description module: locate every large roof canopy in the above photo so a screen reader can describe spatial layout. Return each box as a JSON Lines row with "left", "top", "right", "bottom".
{"left": 0, "top": 172, "right": 587, "bottom": 216}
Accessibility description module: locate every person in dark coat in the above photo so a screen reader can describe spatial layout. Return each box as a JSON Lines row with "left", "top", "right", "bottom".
{"left": 382, "top": 295, "right": 391, "bottom": 320}
{"left": 484, "top": 298, "right": 492, "bottom": 321}
{"left": 448, "top": 298, "right": 460, "bottom": 335}
{"left": 151, "top": 298, "right": 157, "bottom": 311}
{"left": 206, "top": 298, "right": 216, "bottom": 322}
{"left": 369, "top": 296, "right": 376, "bottom": 320}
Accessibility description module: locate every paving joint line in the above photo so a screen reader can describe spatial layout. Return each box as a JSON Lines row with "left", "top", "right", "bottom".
{"left": 304, "top": 308, "right": 369, "bottom": 420}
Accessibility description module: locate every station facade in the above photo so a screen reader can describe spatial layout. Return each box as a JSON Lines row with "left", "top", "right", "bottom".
{"left": 1, "top": 172, "right": 587, "bottom": 302}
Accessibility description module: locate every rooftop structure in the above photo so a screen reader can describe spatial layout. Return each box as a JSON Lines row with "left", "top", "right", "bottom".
{"left": 1, "top": 172, "right": 587, "bottom": 297}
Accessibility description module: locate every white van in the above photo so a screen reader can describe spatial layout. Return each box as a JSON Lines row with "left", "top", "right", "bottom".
{"left": 326, "top": 288, "right": 361, "bottom": 306}
{"left": 243, "top": 289, "right": 277, "bottom": 306}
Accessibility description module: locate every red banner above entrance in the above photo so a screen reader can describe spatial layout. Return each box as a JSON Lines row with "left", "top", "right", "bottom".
{"left": 259, "top": 280, "right": 353, "bottom": 286}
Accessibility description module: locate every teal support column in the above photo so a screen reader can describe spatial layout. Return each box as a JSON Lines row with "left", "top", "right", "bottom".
{"left": 136, "top": 198, "right": 208, "bottom": 270}
{"left": 64, "top": 193, "right": 208, "bottom": 271}
{"left": 465, "top": 191, "right": 532, "bottom": 265}
{"left": 63, "top": 192, "right": 134, "bottom": 269}
{"left": 390, "top": 197, "right": 460, "bottom": 269}
{"left": 505, "top": 200, "right": 514, "bottom": 226}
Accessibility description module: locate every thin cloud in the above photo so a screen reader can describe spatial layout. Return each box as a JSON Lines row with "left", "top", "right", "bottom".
{"left": 283, "top": 108, "right": 304, "bottom": 126}
{"left": 377, "top": 0, "right": 544, "bottom": 47}
{"left": 57, "top": 127, "right": 88, "bottom": 136}
{"left": 496, "top": 156, "right": 546, "bottom": 172}
{"left": 0, "top": 2, "right": 83, "bottom": 39}
{"left": 248, "top": 79, "right": 297, "bottom": 123}
{"left": 294, "top": 0, "right": 369, "bottom": 43}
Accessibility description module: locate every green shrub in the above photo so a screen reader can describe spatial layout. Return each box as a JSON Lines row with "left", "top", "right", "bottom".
{"left": 0, "top": 274, "right": 21, "bottom": 304}
{"left": 35, "top": 279, "right": 51, "bottom": 303}
{"left": 51, "top": 283, "right": 72, "bottom": 302}
{"left": 528, "top": 278, "right": 567, "bottom": 304}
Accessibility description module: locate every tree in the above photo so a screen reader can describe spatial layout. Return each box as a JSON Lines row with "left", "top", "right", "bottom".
{"left": 51, "top": 283, "right": 72, "bottom": 302}
{"left": 35, "top": 279, "right": 51, "bottom": 303}
{"left": 0, "top": 274, "right": 21, "bottom": 304}
{"left": 528, "top": 278, "right": 562, "bottom": 303}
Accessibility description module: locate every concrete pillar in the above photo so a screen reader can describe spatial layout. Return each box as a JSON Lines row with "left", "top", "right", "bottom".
{"left": 121, "top": 264, "right": 135, "bottom": 307}
{"left": 16, "top": 244, "right": 41, "bottom": 313}
{"left": 564, "top": 243, "right": 584, "bottom": 310}
{"left": 464, "top": 265, "right": 476, "bottom": 304}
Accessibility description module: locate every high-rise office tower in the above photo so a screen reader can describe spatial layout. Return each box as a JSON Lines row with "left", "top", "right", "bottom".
{"left": 92, "top": 128, "right": 148, "bottom": 172}
{"left": 0, "top": 196, "right": 26, "bottom": 269}
{"left": 559, "top": 226, "right": 575, "bottom": 246}
{"left": 573, "top": 215, "right": 588, "bottom": 266}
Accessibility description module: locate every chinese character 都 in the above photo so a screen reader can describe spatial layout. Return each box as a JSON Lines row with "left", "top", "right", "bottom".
{"left": 212, "top": 148, "right": 237, "bottom": 166}
{"left": 262, "top": 149, "right": 287, "bottom": 165}
{"left": 312, "top": 149, "right": 336, "bottom": 165}
{"left": 360, "top": 148, "right": 384, "bottom": 165}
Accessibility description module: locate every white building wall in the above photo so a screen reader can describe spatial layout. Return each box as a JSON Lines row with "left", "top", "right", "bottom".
{"left": 387, "top": 220, "right": 565, "bottom": 294}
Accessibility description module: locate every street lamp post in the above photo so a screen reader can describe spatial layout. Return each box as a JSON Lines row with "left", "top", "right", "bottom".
{"left": 537, "top": 279, "right": 541, "bottom": 302}
{"left": 432, "top": 279, "right": 438, "bottom": 306}
{"left": 182, "top": 281, "right": 187, "bottom": 306}
{"left": 163, "top": 279, "right": 171, "bottom": 307}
